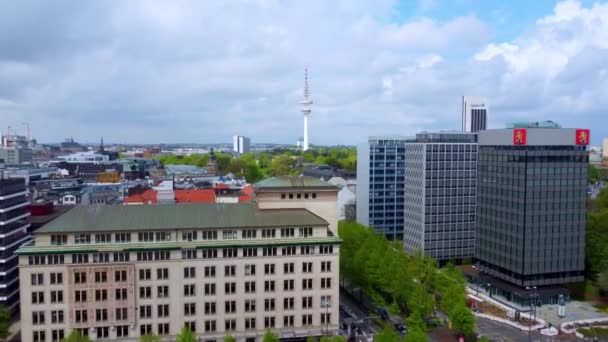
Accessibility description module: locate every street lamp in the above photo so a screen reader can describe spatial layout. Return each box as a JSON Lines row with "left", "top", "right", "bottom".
{"left": 321, "top": 296, "right": 331, "bottom": 336}
{"left": 525, "top": 286, "right": 537, "bottom": 342}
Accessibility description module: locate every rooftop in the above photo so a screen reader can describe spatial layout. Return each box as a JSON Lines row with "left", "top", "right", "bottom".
{"left": 254, "top": 176, "right": 338, "bottom": 190}
{"left": 37, "top": 202, "right": 328, "bottom": 233}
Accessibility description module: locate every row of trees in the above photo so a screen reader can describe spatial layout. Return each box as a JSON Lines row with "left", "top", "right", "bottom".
{"left": 587, "top": 187, "right": 608, "bottom": 294}
{"left": 156, "top": 147, "right": 357, "bottom": 183}
{"left": 339, "top": 221, "right": 475, "bottom": 340}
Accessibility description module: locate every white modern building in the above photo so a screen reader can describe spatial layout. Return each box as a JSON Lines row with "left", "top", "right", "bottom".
{"left": 233, "top": 136, "right": 251, "bottom": 155}
{"left": 57, "top": 152, "right": 110, "bottom": 164}
{"left": 461, "top": 96, "right": 488, "bottom": 133}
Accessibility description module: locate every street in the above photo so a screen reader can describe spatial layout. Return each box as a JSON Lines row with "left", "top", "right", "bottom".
{"left": 476, "top": 317, "right": 580, "bottom": 342}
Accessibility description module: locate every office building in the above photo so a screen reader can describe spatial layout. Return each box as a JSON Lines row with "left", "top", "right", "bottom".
{"left": 356, "top": 137, "right": 408, "bottom": 240}
{"left": 461, "top": 96, "right": 488, "bottom": 132}
{"left": 476, "top": 126, "right": 589, "bottom": 304}
{"left": 0, "top": 147, "right": 33, "bottom": 164}
{"left": 18, "top": 182, "right": 340, "bottom": 341}
{"left": 233, "top": 136, "right": 251, "bottom": 155}
{"left": 603, "top": 138, "right": 608, "bottom": 160}
{"left": 404, "top": 132, "right": 477, "bottom": 261}
{"left": 0, "top": 177, "right": 31, "bottom": 312}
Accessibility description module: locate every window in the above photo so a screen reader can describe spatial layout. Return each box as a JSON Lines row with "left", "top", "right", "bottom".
{"left": 289, "top": 193, "right": 294, "bottom": 199}
{"left": 49, "top": 254, "right": 65, "bottom": 264}
{"left": 264, "top": 298, "right": 275, "bottom": 312}
{"left": 261, "top": 229, "right": 275, "bottom": 238}
{"left": 243, "top": 247, "right": 257, "bottom": 257}
{"left": 50, "top": 290, "right": 63, "bottom": 303}
{"left": 29, "top": 256, "right": 46, "bottom": 265}
{"left": 95, "top": 289, "right": 108, "bottom": 302}
{"left": 243, "top": 299, "right": 256, "bottom": 313}
{"left": 114, "top": 252, "right": 130, "bottom": 262}
{"left": 139, "top": 287, "right": 152, "bottom": 299}
{"left": 33, "top": 331, "right": 46, "bottom": 342}
{"left": 138, "top": 232, "right": 155, "bottom": 242}
{"left": 303, "top": 262, "right": 313, "bottom": 273}
{"left": 245, "top": 264, "right": 256, "bottom": 276}
{"left": 74, "top": 290, "right": 87, "bottom": 303}
{"left": 297, "top": 193, "right": 301, "bottom": 199}
{"left": 139, "top": 269, "right": 151, "bottom": 280}
{"left": 116, "top": 307, "right": 128, "bottom": 321}
{"left": 312, "top": 193, "right": 317, "bottom": 199}
{"left": 51, "top": 329, "right": 65, "bottom": 342}
{"left": 204, "top": 266, "right": 216, "bottom": 277}
{"left": 205, "top": 302, "right": 216, "bottom": 315}
{"left": 225, "top": 319, "right": 236, "bottom": 332}
{"left": 184, "top": 284, "right": 196, "bottom": 297}
{"left": 155, "top": 232, "right": 171, "bottom": 241}
{"left": 281, "top": 228, "right": 295, "bottom": 237}
{"left": 116, "top": 288, "right": 128, "bottom": 300}
{"left": 205, "top": 283, "right": 216, "bottom": 295}
{"left": 96, "top": 327, "right": 109, "bottom": 338}
{"left": 223, "top": 248, "right": 238, "bottom": 258}
{"left": 205, "top": 320, "right": 216, "bottom": 332}
{"left": 321, "top": 277, "right": 332, "bottom": 289}
{"left": 157, "top": 268, "right": 169, "bottom": 280}
{"left": 263, "top": 247, "right": 277, "bottom": 256}
{"left": 225, "top": 265, "right": 236, "bottom": 277}
{"left": 74, "top": 234, "right": 91, "bottom": 244}
{"left": 302, "top": 314, "right": 313, "bottom": 326}
{"left": 265, "top": 317, "right": 275, "bottom": 328}
{"left": 140, "top": 324, "right": 152, "bottom": 336}
{"left": 321, "top": 313, "right": 331, "bottom": 325}
{"left": 264, "top": 264, "right": 275, "bottom": 275}
{"left": 139, "top": 305, "right": 152, "bottom": 319}
{"left": 96, "top": 308, "right": 108, "bottom": 321}
{"left": 184, "top": 266, "right": 195, "bottom": 279}
{"left": 284, "top": 315, "right": 295, "bottom": 327}
{"left": 94, "top": 271, "right": 107, "bottom": 283}
{"left": 283, "top": 279, "right": 294, "bottom": 291}
{"left": 320, "top": 245, "right": 334, "bottom": 254}
{"left": 321, "top": 261, "right": 331, "bottom": 272}
{"left": 225, "top": 282, "right": 236, "bottom": 295}
{"left": 182, "top": 249, "right": 198, "bottom": 259}
{"left": 281, "top": 193, "right": 286, "bottom": 199}
{"left": 32, "top": 291, "right": 44, "bottom": 304}
{"left": 75, "top": 310, "right": 87, "bottom": 323}
{"left": 302, "top": 279, "right": 312, "bottom": 290}
{"left": 301, "top": 246, "right": 313, "bottom": 255}
{"left": 185, "top": 321, "right": 196, "bottom": 332}
{"left": 157, "top": 285, "right": 169, "bottom": 298}
{"left": 225, "top": 300, "right": 236, "bottom": 314}
{"left": 283, "top": 262, "right": 294, "bottom": 274}
{"left": 321, "top": 295, "right": 332, "bottom": 308}
{"left": 50, "top": 272, "right": 63, "bottom": 285}
{"left": 223, "top": 230, "right": 237, "bottom": 240}
{"left": 284, "top": 297, "right": 295, "bottom": 310}
{"left": 51, "top": 310, "right": 64, "bottom": 324}
{"left": 242, "top": 229, "right": 257, "bottom": 239}
{"left": 115, "top": 270, "right": 127, "bottom": 282}
{"left": 201, "top": 231, "right": 218, "bottom": 240}
{"left": 158, "top": 304, "right": 169, "bottom": 317}
{"left": 282, "top": 246, "right": 296, "bottom": 255}
{"left": 245, "top": 281, "right": 256, "bottom": 293}
{"left": 201, "top": 249, "right": 217, "bottom": 259}
{"left": 184, "top": 303, "right": 196, "bottom": 316}
{"left": 115, "top": 232, "right": 131, "bottom": 243}
{"left": 31, "top": 273, "right": 43, "bottom": 286}
{"left": 245, "top": 318, "right": 256, "bottom": 330}
{"left": 72, "top": 253, "right": 89, "bottom": 264}
{"left": 95, "top": 233, "right": 111, "bottom": 243}
{"left": 302, "top": 296, "right": 313, "bottom": 309}
{"left": 299, "top": 227, "right": 313, "bottom": 237}
{"left": 183, "top": 231, "right": 197, "bottom": 241}
{"left": 158, "top": 323, "right": 170, "bottom": 336}
{"left": 116, "top": 325, "right": 129, "bottom": 338}
{"left": 304, "top": 193, "right": 309, "bottom": 199}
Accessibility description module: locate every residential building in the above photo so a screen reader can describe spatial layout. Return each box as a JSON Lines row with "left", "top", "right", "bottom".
{"left": 356, "top": 137, "right": 408, "bottom": 240}
{"left": 17, "top": 202, "right": 339, "bottom": 341}
{"left": 461, "top": 96, "right": 488, "bottom": 133}
{"left": 475, "top": 126, "right": 589, "bottom": 305}
{"left": 403, "top": 132, "right": 478, "bottom": 261}
{"left": 233, "top": 136, "right": 251, "bottom": 154}
{"left": 0, "top": 178, "right": 31, "bottom": 312}
{"left": 254, "top": 176, "right": 339, "bottom": 235}
{"left": 0, "top": 147, "right": 33, "bottom": 164}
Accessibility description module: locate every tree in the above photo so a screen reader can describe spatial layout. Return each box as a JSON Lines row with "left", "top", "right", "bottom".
{"left": 0, "top": 305, "right": 9, "bottom": 338}
{"left": 263, "top": 329, "right": 280, "bottom": 342}
{"left": 224, "top": 335, "right": 237, "bottom": 342}
{"left": 450, "top": 303, "right": 476, "bottom": 336}
{"left": 320, "top": 336, "right": 346, "bottom": 342}
{"left": 63, "top": 330, "right": 91, "bottom": 342}
{"left": 598, "top": 270, "right": 608, "bottom": 294}
{"left": 374, "top": 326, "right": 402, "bottom": 342}
{"left": 176, "top": 327, "right": 196, "bottom": 342}
{"left": 404, "top": 327, "right": 429, "bottom": 342}
{"left": 307, "top": 337, "right": 316, "bottom": 342}
{"left": 270, "top": 155, "right": 292, "bottom": 176}
{"left": 140, "top": 334, "right": 160, "bottom": 342}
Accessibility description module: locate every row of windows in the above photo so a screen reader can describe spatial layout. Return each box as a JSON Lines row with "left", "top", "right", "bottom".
{"left": 280, "top": 193, "right": 318, "bottom": 200}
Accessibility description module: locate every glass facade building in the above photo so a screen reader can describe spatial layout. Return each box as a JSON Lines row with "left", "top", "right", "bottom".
{"left": 404, "top": 132, "right": 477, "bottom": 261}
{"left": 356, "top": 137, "right": 408, "bottom": 240}
{"left": 476, "top": 128, "right": 587, "bottom": 287}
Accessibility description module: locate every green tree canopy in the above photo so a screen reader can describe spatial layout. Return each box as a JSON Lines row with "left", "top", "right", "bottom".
{"left": 270, "top": 155, "right": 292, "bottom": 176}
{"left": 176, "top": 327, "right": 196, "bottom": 342}
{"left": 450, "top": 303, "right": 476, "bottom": 336}
{"left": 63, "top": 330, "right": 91, "bottom": 342}
{"left": 224, "top": 335, "right": 237, "bottom": 342}
{"left": 0, "top": 305, "right": 9, "bottom": 338}
{"left": 262, "top": 329, "right": 280, "bottom": 342}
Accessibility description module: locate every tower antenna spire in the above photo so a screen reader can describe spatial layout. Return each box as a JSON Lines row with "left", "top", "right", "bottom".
{"left": 300, "top": 67, "right": 312, "bottom": 151}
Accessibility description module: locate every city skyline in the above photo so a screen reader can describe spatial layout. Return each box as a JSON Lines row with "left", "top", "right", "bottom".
{"left": 1, "top": 0, "right": 607, "bottom": 145}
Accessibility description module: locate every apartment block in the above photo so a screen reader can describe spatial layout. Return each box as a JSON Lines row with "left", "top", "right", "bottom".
{"left": 18, "top": 202, "right": 340, "bottom": 341}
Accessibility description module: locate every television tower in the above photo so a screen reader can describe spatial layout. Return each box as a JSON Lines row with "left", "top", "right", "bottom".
{"left": 300, "top": 67, "right": 312, "bottom": 151}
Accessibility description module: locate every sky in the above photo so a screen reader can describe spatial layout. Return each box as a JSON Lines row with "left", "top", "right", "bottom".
{"left": 1, "top": 0, "right": 607, "bottom": 145}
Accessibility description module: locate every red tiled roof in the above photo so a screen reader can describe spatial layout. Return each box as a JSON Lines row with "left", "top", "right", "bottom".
{"left": 239, "top": 185, "right": 254, "bottom": 202}
{"left": 175, "top": 189, "right": 216, "bottom": 203}
{"left": 124, "top": 189, "right": 158, "bottom": 204}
